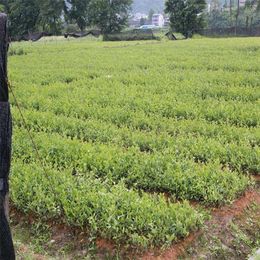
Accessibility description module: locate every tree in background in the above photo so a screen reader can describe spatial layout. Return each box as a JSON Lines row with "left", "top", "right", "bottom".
{"left": 223, "top": 0, "right": 228, "bottom": 8}
{"left": 1, "top": 0, "right": 133, "bottom": 36}
{"left": 140, "top": 17, "right": 147, "bottom": 25}
{"left": 148, "top": 8, "right": 155, "bottom": 20}
{"left": 235, "top": 0, "right": 240, "bottom": 34}
{"left": 245, "top": 0, "right": 260, "bottom": 13}
{"left": 165, "top": 0, "right": 206, "bottom": 38}
{"left": 66, "top": 0, "right": 91, "bottom": 30}
{"left": 230, "top": 0, "right": 233, "bottom": 27}
{"left": 206, "top": 9, "right": 230, "bottom": 28}
{"left": 244, "top": 0, "right": 260, "bottom": 27}
{"left": 0, "top": 0, "right": 41, "bottom": 36}
{"left": 206, "top": 4, "right": 260, "bottom": 28}
{"left": 209, "top": 0, "right": 222, "bottom": 11}
{"left": 37, "top": 0, "right": 63, "bottom": 34}
{"left": 88, "top": 0, "right": 133, "bottom": 33}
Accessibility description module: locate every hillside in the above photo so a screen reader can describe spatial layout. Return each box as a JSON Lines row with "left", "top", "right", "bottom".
{"left": 131, "top": 0, "right": 165, "bottom": 14}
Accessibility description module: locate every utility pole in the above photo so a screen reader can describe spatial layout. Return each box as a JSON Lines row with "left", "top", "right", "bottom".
{"left": 0, "top": 13, "right": 15, "bottom": 260}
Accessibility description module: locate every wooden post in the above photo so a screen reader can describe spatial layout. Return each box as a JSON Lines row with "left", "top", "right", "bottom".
{"left": 0, "top": 13, "right": 15, "bottom": 259}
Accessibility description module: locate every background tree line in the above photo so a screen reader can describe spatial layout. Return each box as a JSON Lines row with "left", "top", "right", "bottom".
{"left": 0, "top": 0, "right": 259, "bottom": 39}
{"left": 205, "top": 0, "right": 260, "bottom": 29}
{"left": 132, "top": 0, "right": 165, "bottom": 13}
{"left": 0, "top": 0, "right": 133, "bottom": 37}
{"left": 164, "top": 0, "right": 259, "bottom": 38}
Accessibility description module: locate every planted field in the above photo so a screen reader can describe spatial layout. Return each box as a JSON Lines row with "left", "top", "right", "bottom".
{"left": 8, "top": 37, "right": 260, "bottom": 254}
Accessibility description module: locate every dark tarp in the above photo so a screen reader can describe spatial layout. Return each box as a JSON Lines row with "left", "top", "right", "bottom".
{"left": 165, "top": 31, "right": 177, "bottom": 40}
{"left": 193, "top": 27, "right": 260, "bottom": 37}
{"left": 11, "top": 31, "right": 53, "bottom": 42}
{"left": 64, "top": 29, "right": 157, "bottom": 41}
{"left": 103, "top": 29, "right": 157, "bottom": 41}
{"left": 64, "top": 30, "right": 101, "bottom": 38}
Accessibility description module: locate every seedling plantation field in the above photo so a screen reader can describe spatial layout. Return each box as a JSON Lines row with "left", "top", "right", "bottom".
{"left": 8, "top": 37, "right": 260, "bottom": 253}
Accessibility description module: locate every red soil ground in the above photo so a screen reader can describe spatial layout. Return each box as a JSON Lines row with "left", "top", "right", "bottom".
{"left": 140, "top": 188, "right": 260, "bottom": 260}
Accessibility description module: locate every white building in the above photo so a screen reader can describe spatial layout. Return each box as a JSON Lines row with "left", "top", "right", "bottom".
{"left": 152, "top": 14, "right": 164, "bottom": 27}
{"left": 135, "top": 13, "right": 148, "bottom": 19}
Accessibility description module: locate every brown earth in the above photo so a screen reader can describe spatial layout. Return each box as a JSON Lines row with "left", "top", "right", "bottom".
{"left": 139, "top": 188, "right": 260, "bottom": 260}
{"left": 11, "top": 184, "right": 260, "bottom": 260}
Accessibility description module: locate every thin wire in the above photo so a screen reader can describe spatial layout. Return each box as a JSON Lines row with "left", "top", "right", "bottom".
{"left": 6, "top": 78, "right": 67, "bottom": 220}
{"left": 5, "top": 39, "right": 77, "bottom": 237}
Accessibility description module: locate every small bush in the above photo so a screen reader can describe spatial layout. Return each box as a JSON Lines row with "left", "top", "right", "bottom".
{"left": 9, "top": 48, "right": 27, "bottom": 56}
{"left": 63, "top": 24, "right": 80, "bottom": 34}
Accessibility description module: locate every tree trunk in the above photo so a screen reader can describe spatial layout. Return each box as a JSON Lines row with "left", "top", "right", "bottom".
{"left": 54, "top": 15, "right": 57, "bottom": 35}
{"left": 230, "top": 0, "right": 233, "bottom": 28}
{"left": 0, "top": 13, "right": 15, "bottom": 260}
{"left": 235, "top": 0, "right": 240, "bottom": 35}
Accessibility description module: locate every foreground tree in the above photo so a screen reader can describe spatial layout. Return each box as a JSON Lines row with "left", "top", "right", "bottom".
{"left": 164, "top": 0, "right": 206, "bottom": 38}
{"left": 88, "top": 0, "right": 133, "bottom": 33}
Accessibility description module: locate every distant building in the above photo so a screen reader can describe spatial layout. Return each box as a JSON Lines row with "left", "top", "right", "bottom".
{"left": 152, "top": 14, "right": 164, "bottom": 27}
{"left": 129, "top": 19, "right": 141, "bottom": 27}
{"left": 135, "top": 13, "right": 148, "bottom": 19}
{"left": 129, "top": 13, "right": 149, "bottom": 28}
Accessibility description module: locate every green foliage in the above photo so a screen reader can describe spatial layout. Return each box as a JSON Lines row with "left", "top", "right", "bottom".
{"left": 1, "top": 0, "right": 132, "bottom": 37}
{"left": 11, "top": 161, "right": 202, "bottom": 248}
{"left": 66, "top": 0, "right": 91, "bottom": 30}
{"left": 245, "top": 0, "right": 260, "bottom": 12}
{"left": 140, "top": 17, "right": 147, "bottom": 26}
{"left": 37, "top": 0, "right": 64, "bottom": 34}
{"left": 209, "top": 0, "right": 222, "bottom": 10}
{"left": 206, "top": 9, "right": 230, "bottom": 28}
{"left": 0, "top": 4, "right": 4, "bottom": 12}
{"left": 148, "top": 8, "right": 155, "bottom": 21}
{"left": 7, "top": 37, "right": 260, "bottom": 250}
{"left": 1, "top": 0, "right": 63, "bottom": 36}
{"left": 206, "top": 7, "right": 260, "bottom": 28}
{"left": 62, "top": 23, "right": 80, "bottom": 34}
{"left": 4, "top": 0, "right": 41, "bottom": 36}
{"left": 88, "top": 0, "right": 133, "bottom": 33}
{"left": 8, "top": 48, "right": 27, "bottom": 56}
{"left": 165, "top": 0, "right": 207, "bottom": 37}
